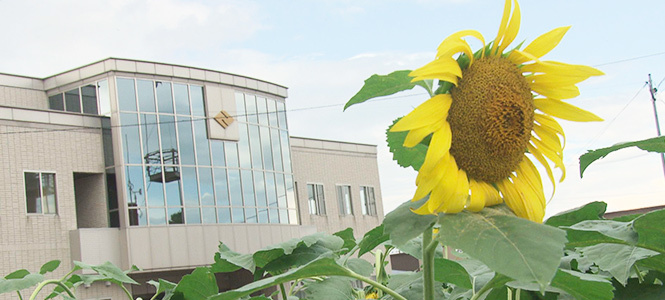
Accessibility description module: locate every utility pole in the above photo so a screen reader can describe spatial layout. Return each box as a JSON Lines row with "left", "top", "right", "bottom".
{"left": 647, "top": 74, "right": 665, "bottom": 179}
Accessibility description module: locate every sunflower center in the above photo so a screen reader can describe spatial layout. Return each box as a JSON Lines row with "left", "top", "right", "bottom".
{"left": 448, "top": 56, "right": 534, "bottom": 183}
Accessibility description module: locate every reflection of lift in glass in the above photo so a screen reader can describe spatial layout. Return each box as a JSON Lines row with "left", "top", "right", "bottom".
{"left": 144, "top": 148, "right": 180, "bottom": 182}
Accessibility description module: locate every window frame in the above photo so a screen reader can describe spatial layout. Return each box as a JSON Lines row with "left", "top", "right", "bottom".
{"left": 336, "top": 184, "right": 353, "bottom": 216}
{"left": 24, "top": 171, "right": 58, "bottom": 215}
{"left": 306, "top": 183, "right": 326, "bottom": 216}
{"left": 360, "top": 186, "right": 377, "bottom": 216}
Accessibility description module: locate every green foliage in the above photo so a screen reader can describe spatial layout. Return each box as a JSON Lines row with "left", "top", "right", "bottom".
{"left": 303, "top": 276, "right": 353, "bottom": 300}
{"left": 343, "top": 70, "right": 432, "bottom": 111}
{"left": 386, "top": 117, "right": 429, "bottom": 171}
{"left": 39, "top": 261, "right": 60, "bottom": 275}
{"left": 580, "top": 136, "right": 665, "bottom": 177}
{"left": 383, "top": 198, "right": 436, "bottom": 248}
{"left": 333, "top": 228, "right": 357, "bottom": 255}
{"left": 433, "top": 259, "right": 472, "bottom": 289}
{"left": 172, "top": 267, "right": 218, "bottom": 300}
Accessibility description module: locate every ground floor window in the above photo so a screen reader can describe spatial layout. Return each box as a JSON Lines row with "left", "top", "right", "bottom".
{"left": 24, "top": 172, "right": 57, "bottom": 214}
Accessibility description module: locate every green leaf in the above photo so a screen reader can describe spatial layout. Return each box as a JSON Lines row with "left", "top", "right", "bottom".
{"left": 638, "top": 254, "right": 665, "bottom": 274}
{"left": 212, "top": 244, "right": 243, "bottom": 273}
{"left": 0, "top": 273, "right": 43, "bottom": 294}
{"left": 545, "top": 202, "right": 607, "bottom": 227}
{"left": 358, "top": 225, "right": 389, "bottom": 257}
{"left": 580, "top": 136, "right": 665, "bottom": 177}
{"left": 385, "top": 272, "right": 446, "bottom": 300}
{"left": 254, "top": 232, "right": 343, "bottom": 269}
{"left": 550, "top": 269, "right": 614, "bottom": 300}
{"left": 148, "top": 279, "right": 177, "bottom": 300}
{"left": 173, "top": 267, "right": 218, "bottom": 300}
{"left": 433, "top": 258, "right": 472, "bottom": 289}
{"left": 384, "top": 198, "right": 436, "bottom": 248}
{"left": 262, "top": 243, "right": 336, "bottom": 273}
{"left": 437, "top": 205, "right": 567, "bottom": 289}
{"left": 91, "top": 261, "right": 138, "bottom": 284}
{"left": 578, "top": 243, "right": 660, "bottom": 285}
{"left": 209, "top": 258, "right": 354, "bottom": 300}
{"left": 633, "top": 208, "right": 665, "bottom": 253}
{"left": 333, "top": 228, "right": 357, "bottom": 255}
{"left": 386, "top": 118, "right": 428, "bottom": 171}
{"left": 304, "top": 276, "right": 353, "bottom": 300}
{"left": 344, "top": 70, "right": 428, "bottom": 111}
{"left": 4, "top": 269, "right": 30, "bottom": 280}
{"left": 39, "top": 260, "right": 61, "bottom": 275}
{"left": 564, "top": 220, "right": 638, "bottom": 244}
{"left": 344, "top": 258, "right": 373, "bottom": 278}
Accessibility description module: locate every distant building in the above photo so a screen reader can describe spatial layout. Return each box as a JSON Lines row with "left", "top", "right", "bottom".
{"left": 0, "top": 58, "right": 383, "bottom": 299}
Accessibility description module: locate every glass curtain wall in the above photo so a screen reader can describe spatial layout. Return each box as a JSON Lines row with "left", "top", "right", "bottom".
{"left": 116, "top": 77, "right": 296, "bottom": 226}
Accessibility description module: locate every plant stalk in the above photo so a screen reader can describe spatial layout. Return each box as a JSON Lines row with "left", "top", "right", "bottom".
{"left": 279, "top": 283, "right": 288, "bottom": 300}
{"left": 28, "top": 280, "right": 75, "bottom": 300}
{"left": 345, "top": 270, "right": 407, "bottom": 300}
{"left": 422, "top": 227, "right": 436, "bottom": 300}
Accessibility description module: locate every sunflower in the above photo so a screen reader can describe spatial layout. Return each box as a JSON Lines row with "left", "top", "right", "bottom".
{"left": 391, "top": 0, "right": 603, "bottom": 222}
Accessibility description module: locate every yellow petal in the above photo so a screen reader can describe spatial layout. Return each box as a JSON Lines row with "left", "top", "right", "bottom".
{"left": 497, "top": 179, "right": 526, "bottom": 217}
{"left": 531, "top": 82, "right": 580, "bottom": 99}
{"left": 528, "top": 73, "right": 593, "bottom": 87}
{"left": 391, "top": 94, "right": 452, "bottom": 132}
{"left": 522, "top": 26, "right": 570, "bottom": 58}
{"left": 534, "top": 113, "right": 565, "bottom": 141}
{"left": 409, "top": 57, "right": 462, "bottom": 84}
{"left": 481, "top": 182, "right": 503, "bottom": 206}
{"left": 534, "top": 98, "right": 603, "bottom": 122}
{"left": 419, "top": 123, "right": 453, "bottom": 174}
{"left": 437, "top": 30, "right": 486, "bottom": 65}
{"left": 517, "top": 158, "right": 546, "bottom": 206}
{"left": 498, "top": 0, "right": 520, "bottom": 54}
{"left": 412, "top": 201, "right": 435, "bottom": 215}
{"left": 413, "top": 152, "right": 453, "bottom": 201}
{"left": 508, "top": 49, "right": 538, "bottom": 65}
{"left": 529, "top": 140, "right": 566, "bottom": 182}
{"left": 522, "top": 61, "right": 603, "bottom": 77}
{"left": 434, "top": 168, "right": 468, "bottom": 213}
{"left": 467, "top": 179, "right": 486, "bottom": 212}
{"left": 492, "top": 0, "right": 512, "bottom": 55}
{"left": 533, "top": 124, "right": 563, "bottom": 155}
{"left": 403, "top": 122, "right": 441, "bottom": 147}
{"left": 526, "top": 144, "right": 556, "bottom": 189}
{"left": 512, "top": 174, "right": 546, "bottom": 222}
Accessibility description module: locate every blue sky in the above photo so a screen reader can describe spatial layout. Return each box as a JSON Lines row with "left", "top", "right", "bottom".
{"left": 2, "top": 0, "right": 665, "bottom": 215}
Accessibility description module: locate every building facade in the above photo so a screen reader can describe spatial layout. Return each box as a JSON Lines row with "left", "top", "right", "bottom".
{"left": 0, "top": 58, "right": 383, "bottom": 299}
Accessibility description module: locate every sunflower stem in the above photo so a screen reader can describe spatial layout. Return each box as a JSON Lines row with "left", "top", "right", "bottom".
{"left": 422, "top": 226, "right": 436, "bottom": 300}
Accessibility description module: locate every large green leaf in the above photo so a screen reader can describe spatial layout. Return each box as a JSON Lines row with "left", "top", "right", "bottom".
{"left": 545, "top": 202, "right": 606, "bottom": 227}
{"left": 385, "top": 272, "right": 446, "bottom": 300}
{"left": 383, "top": 198, "right": 436, "bottom": 248}
{"left": 304, "top": 276, "right": 353, "bottom": 300}
{"left": 433, "top": 258, "right": 472, "bottom": 289}
{"left": 437, "top": 206, "right": 567, "bottom": 289}
{"left": 39, "top": 260, "right": 61, "bottom": 275}
{"left": 357, "top": 224, "right": 389, "bottom": 257}
{"left": 209, "top": 258, "right": 353, "bottom": 300}
{"left": 386, "top": 118, "right": 428, "bottom": 171}
{"left": 633, "top": 208, "right": 665, "bottom": 253}
{"left": 0, "top": 273, "right": 43, "bottom": 294}
{"left": 344, "top": 258, "right": 373, "bottom": 278}
{"left": 565, "top": 220, "right": 638, "bottom": 244}
{"left": 73, "top": 261, "right": 138, "bottom": 285}
{"left": 148, "top": 279, "right": 177, "bottom": 300}
{"left": 262, "top": 244, "right": 335, "bottom": 273}
{"left": 638, "top": 254, "right": 665, "bottom": 274}
{"left": 578, "top": 243, "right": 660, "bottom": 285}
{"left": 344, "top": 70, "right": 429, "bottom": 111}
{"left": 333, "top": 228, "right": 357, "bottom": 255}
{"left": 580, "top": 136, "right": 665, "bottom": 177}
{"left": 550, "top": 269, "right": 614, "bottom": 300}
{"left": 212, "top": 243, "right": 244, "bottom": 273}
{"left": 4, "top": 269, "right": 30, "bottom": 280}
{"left": 254, "top": 232, "right": 343, "bottom": 270}
{"left": 172, "top": 267, "right": 218, "bottom": 300}
{"left": 613, "top": 277, "right": 665, "bottom": 300}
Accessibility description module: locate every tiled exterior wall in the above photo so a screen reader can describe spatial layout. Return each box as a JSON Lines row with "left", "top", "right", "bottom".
{"left": 0, "top": 85, "right": 47, "bottom": 110}
{"left": 290, "top": 137, "right": 385, "bottom": 236}
{"left": 0, "top": 121, "right": 105, "bottom": 300}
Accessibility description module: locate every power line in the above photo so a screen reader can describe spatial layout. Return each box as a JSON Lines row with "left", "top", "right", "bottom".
{"left": 592, "top": 51, "right": 665, "bottom": 67}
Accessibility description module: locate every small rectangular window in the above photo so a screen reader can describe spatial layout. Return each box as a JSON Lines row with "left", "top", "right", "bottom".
{"left": 360, "top": 186, "right": 377, "bottom": 216}
{"left": 307, "top": 183, "right": 326, "bottom": 215}
{"left": 48, "top": 94, "right": 64, "bottom": 111}
{"left": 25, "top": 172, "right": 57, "bottom": 214}
{"left": 81, "top": 84, "right": 98, "bottom": 114}
{"left": 337, "top": 185, "right": 353, "bottom": 216}
{"left": 64, "top": 88, "right": 81, "bottom": 113}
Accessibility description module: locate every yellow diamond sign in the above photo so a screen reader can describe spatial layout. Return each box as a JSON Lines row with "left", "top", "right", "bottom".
{"left": 214, "top": 110, "right": 234, "bottom": 129}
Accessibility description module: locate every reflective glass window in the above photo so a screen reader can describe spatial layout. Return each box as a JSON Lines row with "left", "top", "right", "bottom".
{"left": 198, "top": 167, "right": 214, "bottom": 206}
{"left": 65, "top": 88, "right": 81, "bottom": 113}
{"left": 288, "top": 209, "right": 297, "bottom": 225}
{"left": 276, "top": 174, "right": 287, "bottom": 208}
{"left": 24, "top": 172, "right": 42, "bottom": 213}
{"left": 156, "top": 81, "right": 174, "bottom": 114}
{"left": 276, "top": 101, "right": 287, "bottom": 129}
{"left": 211, "top": 140, "right": 226, "bottom": 166}
{"left": 257, "top": 97, "right": 269, "bottom": 125}
{"left": 117, "top": 78, "right": 137, "bottom": 112}
{"left": 260, "top": 127, "right": 274, "bottom": 170}
{"left": 286, "top": 175, "right": 296, "bottom": 209}
{"left": 217, "top": 208, "right": 231, "bottom": 223}
{"left": 140, "top": 114, "right": 160, "bottom": 162}
{"left": 125, "top": 166, "right": 146, "bottom": 207}
{"left": 245, "top": 208, "right": 257, "bottom": 223}
{"left": 165, "top": 178, "right": 182, "bottom": 206}
{"left": 265, "top": 172, "right": 278, "bottom": 207}
{"left": 245, "top": 94, "right": 258, "bottom": 124}
{"left": 120, "top": 113, "right": 142, "bottom": 164}
{"left": 145, "top": 165, "right": 165, "bottom": 207}
{"left": 241, "top": 170, "right": 256, "bottom": 206}
{"left": 232, "top": 208, "right": 245, "bottom": 223}
{"left": 190, "top": 85, "right": 205, "bottom": 117}
{"left": 267, "top": 99, "right": 278, "bottom": 127}
{"left": 269, "top": 208, "right": 279, "bottom": 223}
{"left": 174, "top": 84, "right": 191, "bottom": 115}
{"left": 237, "top": 124, "right": 251, "bottom": 169}
{"left": 159, "top": 115, "right": 178, "bottom": 164}
{"left": 181, "top": 167, "right": 199, "bottom": 206}
{"left": 137, "top": 79, "right": 156, "bottom": 113}
{"left": 280, "top": 130, "right": 292, "bottom": 173}
{"left": 81, "top": 84, "right": 98, "bottom": 114}
{"left": 279, "top": 209, "right": 289, "bottom": 224}
{"left": 202, "top": 207, "right": 216, "bottom": 224}
{"left": 41, "top": 173, "right": 57, "bottom": 214}
{"left": 228, "top": 169, "right": 243, "bottom": 206}
{"left": 270, "top": 129, "right": 283, "bottom": 171}
{"left": 149, "top": 208, "right": 166, "bottom": 225}
{"left": 224, "top": 142, "right": 239, "bottom": 168}
{"left": 337, "top": 185, "right": 353, "bottom": 215}
{"left": 128, "top": 208, "right": 147, "bottom": 226}
{"left": 214, "top": 168, "right": 230, "bottom": 206}
{"left": 193, "top": 118, "right": 211, "bottom": 166}
{"left": 258, "top": 208, "right": 268, "bottom": 224}
{"left": 49, "top": 94, "right": 64, "bottom": 111}
{"left": 177, "top": 117, "right": 196, "bottom": 165}
{"left": 254, "top": 171, "right": 267, "bottom": 207}
{"left": 307, "top": 183, "right": 325, "bottom": 215}
{"left": 185, "top": 207, "right": 201, "bottom": 224}
{"left": 248, "top": 125, "right": 262, "bottom": 169}
{"left": 168, "top": 207, "right": 184, "bottom": 224}
{"left": 98, "top": 80, "right": 111, "bottom": 116}
{"left": 235, "top": 93, "right": 247, "bottom": 122}
{"left": 102, "top": 119, "right": 114, "bottom": 167}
